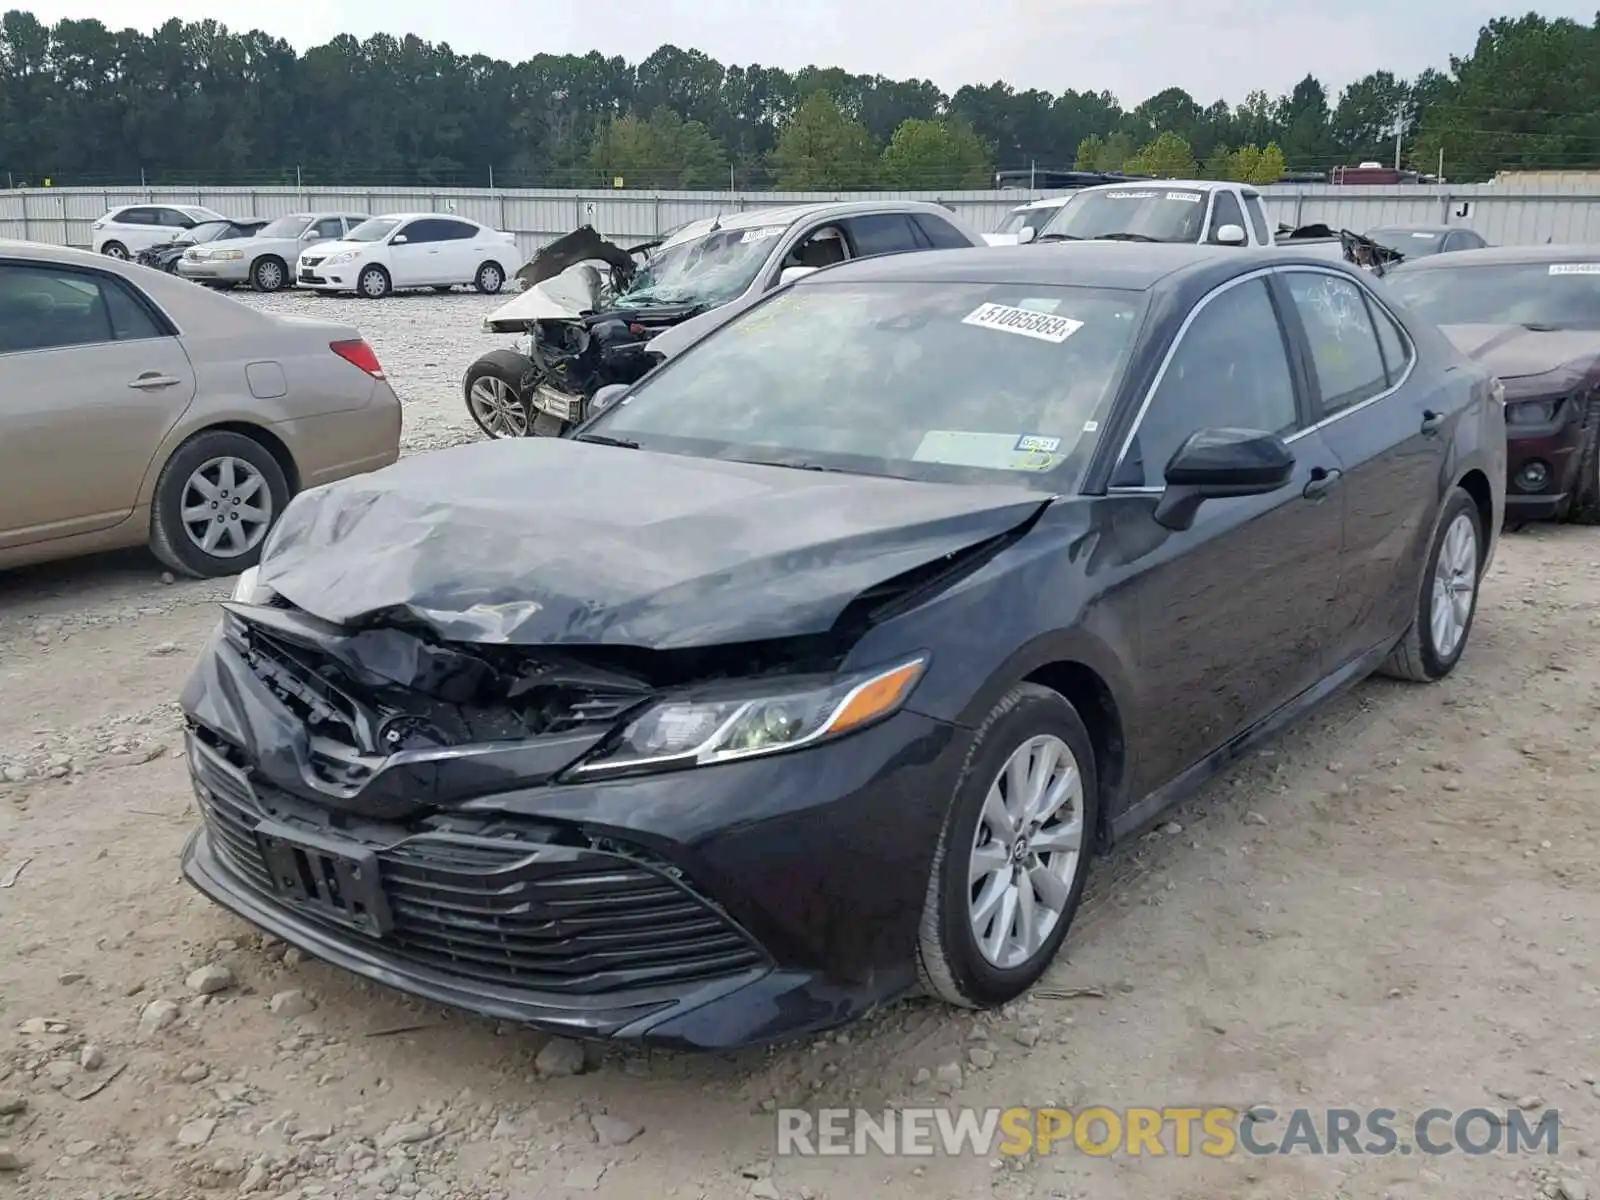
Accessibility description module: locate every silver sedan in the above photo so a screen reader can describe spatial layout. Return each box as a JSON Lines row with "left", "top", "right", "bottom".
{"left": 0, "top": 238, "right": 402, "bottom": 578}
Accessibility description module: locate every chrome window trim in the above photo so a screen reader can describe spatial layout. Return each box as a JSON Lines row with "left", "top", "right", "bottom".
{"left": 1104, "top": 264, "right": 1418, "bottom": 495}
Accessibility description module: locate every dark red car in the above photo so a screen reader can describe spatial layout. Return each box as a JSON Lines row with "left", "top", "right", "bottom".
{"left": 1384, "top": 245, "right": 1600, "bottom": 524}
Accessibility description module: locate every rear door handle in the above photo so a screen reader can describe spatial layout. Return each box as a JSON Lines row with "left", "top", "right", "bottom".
{"left": 1420, "top": 410, "right": 1444, "bottom": 436}
{"left": 127, "top": 373, "right": 181, "bottom": 390}
{"left": 1303, "top": 466, "right": 1343, "bottom": 498}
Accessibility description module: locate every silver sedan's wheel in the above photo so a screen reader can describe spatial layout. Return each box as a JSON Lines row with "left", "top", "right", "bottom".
{"left": 179, "top": 456, "right": 274, "bottom": 560}
{"left": 467, "top": 376, "right": 528, "bottom": 438}
{"left": 967, "top": 733, "right": 1084, "bottom": 969}
{"left": 1429, "top": 511, "right": 1478, "bottom": 660}
{"left": 252, "top": 257, "right": 285, "bottom": 291}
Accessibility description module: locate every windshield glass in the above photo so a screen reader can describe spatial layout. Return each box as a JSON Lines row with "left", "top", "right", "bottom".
{"left": 1038, "top": 188, "right": 1207, "bottom": 243}
{"left": 586, "top": 280, "right": 1146, "bottom": 491}
{"left": 1000, "top": 206, "right": 1063, "bottom": 236}
{"left": 181, "top": 206, "right": 225, "bottom": 223}
{"left": 616, "top": 224, "right": 784, "bottom": 307}
{"left": 258, "top": 214, "right": 310, "bottom": 239}
{"left": 346, "top": 218, "right": 400, "bottom": 243}
{"left": 182, "top": 222, "right": 232, "bottom": 245}
{"left": 1367, "top": 227, "right": 1445, "bottom": 257}
{"left": 1385, "top": 262, "right": 1600, "bottom": 330}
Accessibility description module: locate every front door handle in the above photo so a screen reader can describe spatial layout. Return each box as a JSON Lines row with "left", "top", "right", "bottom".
{"left": 1420, "top": 410, "right": 1444, "bottom": 436}
{"left": 1303, "top": 466, "right": 1343, "bottom": 499}
{"left": 127, "top": 373, "right": 181, "bottom": 390}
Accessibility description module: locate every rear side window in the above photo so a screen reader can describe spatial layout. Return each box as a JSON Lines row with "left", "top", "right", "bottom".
{"left": 118, "top": 208, "right": 158, "bottom": 225}
{"left": 1368, "top": 297, "right": 1414, "bottom": 384}
{"left": 437, "top": 219, "right": 479, "bottom": 240}
{"left": 841, "top": 213, "right": 925, "bottom": 258}
{"left": 913, "top": 213, "right": 973, "bottom": 249}
{"left": 0, "top": 263, "right": 166, "bottom": 354}
{"left": 1281, "top": 271, "right": 1389, "bottom": 414}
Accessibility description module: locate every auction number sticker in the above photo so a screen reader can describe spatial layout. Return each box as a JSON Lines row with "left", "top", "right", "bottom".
{"left": 962, "top": 302, "right": 1084, "bottom": 343}
{"left": 1166, "top": 191, "right": 1203, "bottom": 203}
{"left": 1103, "top": 191, "right": 1153, "bottom": 200}
{"left": 741, "top": 226, "right": 787, "bottom": 244}
{"left": 1015, "top": 434, "right": 1062, "bottom": 453}
{"left": 1550, "top": 263, "right": 1600, "bottom": 275}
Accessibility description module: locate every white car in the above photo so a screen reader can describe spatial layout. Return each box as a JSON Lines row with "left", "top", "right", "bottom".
{"left": 984, "top": 196, "right": 1075, "bottom": 246}
{"left": 92, "top": 204, "right": 229, "bottom": 260}
{"left": 296, "top": 213, "right": 518, "bottom": 298}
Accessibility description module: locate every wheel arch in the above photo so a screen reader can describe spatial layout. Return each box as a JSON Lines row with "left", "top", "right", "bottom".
{"left": 1455, "top": 467, "right": 1494, "bottom": 567}
{"left": 1022, "top": 660, "right": 1127, "bottom": 853}
{"left": 139, "top": 420, "right": 301, "bottom": 510}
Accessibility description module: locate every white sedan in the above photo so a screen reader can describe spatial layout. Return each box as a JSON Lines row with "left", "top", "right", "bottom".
{"left": 296, "top": 213, "right": 518, "bottom": 298}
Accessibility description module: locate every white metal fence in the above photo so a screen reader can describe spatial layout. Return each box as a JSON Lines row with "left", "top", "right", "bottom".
{"left": 2, "top": 183, "right": 1597, "bottom": 260}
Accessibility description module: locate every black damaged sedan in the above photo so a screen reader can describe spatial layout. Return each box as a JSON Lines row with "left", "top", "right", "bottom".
{"left": 180, "top": 244, "right": 1505, "bottom": 1048}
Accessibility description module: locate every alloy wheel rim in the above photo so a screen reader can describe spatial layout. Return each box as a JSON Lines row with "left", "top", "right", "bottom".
{"left": 967, "top": 733, "right": 1084, "bottom": 969}
{"left": 468, "top": 377, "right": 527, "bottom": 437}
{"left": 258, "top": 261, "right": 282, "bottom": 289}
{"left": 180, "top": 456, "right": 273, "bottom": 559}
{"left": 106, "top": 244, "right": 126, "bottom": 259}
{"left": 1429, "top": 511, "right": 1478, "bottom": 659}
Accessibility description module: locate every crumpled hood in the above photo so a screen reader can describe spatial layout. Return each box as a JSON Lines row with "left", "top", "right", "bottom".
{"left": 1439, "top": 323, "right": 1600, "bottom": 381}
{"left": 255, "top": 439, "right": 1050, "bottom": 649}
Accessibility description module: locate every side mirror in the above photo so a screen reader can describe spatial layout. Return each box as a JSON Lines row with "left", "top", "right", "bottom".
{"left": 391, "top": 234, "right": 408, "bottom": 245}
{"left": 778, "top": 265, "right": 818, "bottom": 287}
{"left": 590, "top": 383, "right": 629, "bottom": 415}
{"left": 301, "top": 229, "right": 322, "bottom": 240}
{"left": 1215, "top": 223, "right": 1248, "bottom": 246}
{"left": 1016, "top": 225, "right": 1038, "bottom": 245}
{"left": 1152, "top": 427, "right": 1294, "bottom": 531}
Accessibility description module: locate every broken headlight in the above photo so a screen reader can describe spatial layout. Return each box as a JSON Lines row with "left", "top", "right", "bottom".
{"left": 569, "top": 655, "right": 928, "bottom": 778}
{"left": 229, "top": 565, "right": 277, "bottom": 605}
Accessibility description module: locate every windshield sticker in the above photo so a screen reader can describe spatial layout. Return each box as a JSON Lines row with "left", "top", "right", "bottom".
{"left": 740, "top": 226, "right": 786, "bottom": 244}
{"left": 1103, "top": 191, "right": 1155, "bottom": 200}
{"left": 1550, "top": 263, "right": 1600, "bottom": 275}
{"left": 962, "top": 302, "right": 1084, "bottom": 343}
{"left": 1166, "top": 191, "right": 1203, "bottom": 203}
{"left": 1014, "top": 434, "right": 1062, "bottom": 453}
{"left": 914, "top": 430, "right": 1066, "bottom": 473}
{"left": 1082, "top": 420, "right": 1100, "bottom": 433}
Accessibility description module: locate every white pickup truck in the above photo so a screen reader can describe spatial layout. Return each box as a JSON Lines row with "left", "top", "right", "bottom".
{"left": 1026, "top": 179, "right": 1352, "bottom": 261}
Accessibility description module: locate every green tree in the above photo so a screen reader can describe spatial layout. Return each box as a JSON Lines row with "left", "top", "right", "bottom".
{"left": 1199, "top": 142, "right": 1235, "bottom": 179}
{"left": 879, "top": 117, "right": 991, "bottom": 188}
{"left": 1124, "top": 131, "right": 1198, "bottom": 177}
{"left": 770, "top": 91, "right": 876, "bottom": 189}
{"left": 1251, "top": 142, "right": 1287, "bottom": 183}
{"left": 588, "top": 106, "right": 727, "bottom": 188}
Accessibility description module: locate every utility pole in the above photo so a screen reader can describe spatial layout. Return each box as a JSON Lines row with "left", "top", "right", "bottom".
{"left": 1393, "top": 102, "right": 1408, "bottom": 170}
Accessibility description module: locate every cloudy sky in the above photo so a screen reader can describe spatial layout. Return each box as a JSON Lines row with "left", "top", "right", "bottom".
{"left": 19, "top": 0, "right": 1599, "bottom": 105}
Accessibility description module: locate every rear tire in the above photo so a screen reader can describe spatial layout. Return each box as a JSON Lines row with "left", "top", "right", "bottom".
{"left": 1379, "top": 486, "right": 1483, "bottom": 682}
{"left": 916, "top": 683, "right": 1098, "bottom": 1008}
{"left": 148, "top": 430, "right": 292, "bottom": 579}
{"left": 251, "top": 256, "right": 288, "bottom": 292}
{"left": 474, "top": 261, "right": 506, "bottom": 294}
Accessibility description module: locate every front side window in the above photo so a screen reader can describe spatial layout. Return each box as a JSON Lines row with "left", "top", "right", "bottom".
{"left": 1112, "top": 277, "right": 1297, "bottom": 489}
{"left": 586, "top": 279, "right": 1148, "bottom": 492}
{"left": 1282, "top": 271, "right": 1389, "bottom": 414}
{"left": 310, "top": 218, "right": 344, "bottom": 239}
{"left": 1038, "top": 187, "right": 1207, "bottom": 244}
{"left": 1385, "top": 261, "right": 1600, "bottom": 330}
{"left": 1206, "top": 190, "right": 1246, "bottom": 243}
{"left": 0, "top": 263, "right": 164, "bottom": 354}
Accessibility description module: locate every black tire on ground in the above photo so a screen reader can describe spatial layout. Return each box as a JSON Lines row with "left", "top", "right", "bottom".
{"left": 251, "top": 255, "right": 288, "bottom": 292}
{"left": 473, "top": 261, "right": 506, "bottom": 294}
{"left": 1565, "top": 396, "right": 1600, "bottom": 524}
{"left": 916, "top": 682, "right": 1100, "bottom": 1008}
{"left": 101, "top": 241, "right": 128, "bottom": 260}
{"left": 462, "top": 348, "right": 534, "bottom": 439}
{"left": 148, "top": 430, "right": 292, "bottom": 580}
{"left": 1379, "top": 486, "right": 1484, "bottom": 683}
{"left": 357, "top": 264, "right": 392, "bottom": 299}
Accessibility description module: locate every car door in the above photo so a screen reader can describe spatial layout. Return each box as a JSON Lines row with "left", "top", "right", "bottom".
{"left": 386, "top": 219, "right": 440, "bottom": 286}
{"left": 1274, "top": 266, "right": 1445, "bottom": 665}
{"left": 437, "top": 219, "right": 484, "bottom": 281}
{"left": 1106, "top": 273, "right": 1346, "bottom": 796}
{"left": 0, "top": 260, "right": 197, "bottom": 547}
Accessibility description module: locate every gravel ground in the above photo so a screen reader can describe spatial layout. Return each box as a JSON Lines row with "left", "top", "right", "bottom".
{"left": 3, "top": 289, "right": 1600, "bottom": 1200}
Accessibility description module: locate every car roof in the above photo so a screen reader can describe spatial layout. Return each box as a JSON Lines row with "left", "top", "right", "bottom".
{"left": 658, "top": 199, "right": 972, "bottom": 250}
{"left": 1076, "top": 179, "right": 1231, "bottom": 195}
{"left": 1, "top": 238, "right": 128, "bottom": 267}
{"left": 1389, "top": 243, "right": 1600, "bottom": 271}
{"left": 367, "top": 211, "right": 475, "bottom": 222}
{"left": 794, "top": 242, "right": 1344, "bottom": 292}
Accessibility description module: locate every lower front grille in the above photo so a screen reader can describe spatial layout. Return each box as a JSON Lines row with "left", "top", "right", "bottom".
{"left": 189, "top": 741, "right": 765, "bottom": 996}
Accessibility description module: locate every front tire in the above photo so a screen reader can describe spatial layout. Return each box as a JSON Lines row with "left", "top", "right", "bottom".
{"left": 101, "top": 241, "right": 128, "bottom": 260}
{"left": 357, "top": 264, "right": 392, "bottom": 299}
{"left": 1565, "top": 396, "right": 1600, "bottom": 524}
{"left": 474, "top": 261, "right": 506, "bottom": 294}
{"left": 148, "top": 430, "right": 291, "bottom": 579}
{"left": 916, "top": 683, "right": 1098, "bottom": 1008}
{"left": 1380, "top": 486, "right": 1484, "bottom": 682}
{"left": 463, "top": 349, "right": 533, "bottom": 439}
{"left": 251, "top": 256, "right": 288, "bottom": 292}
